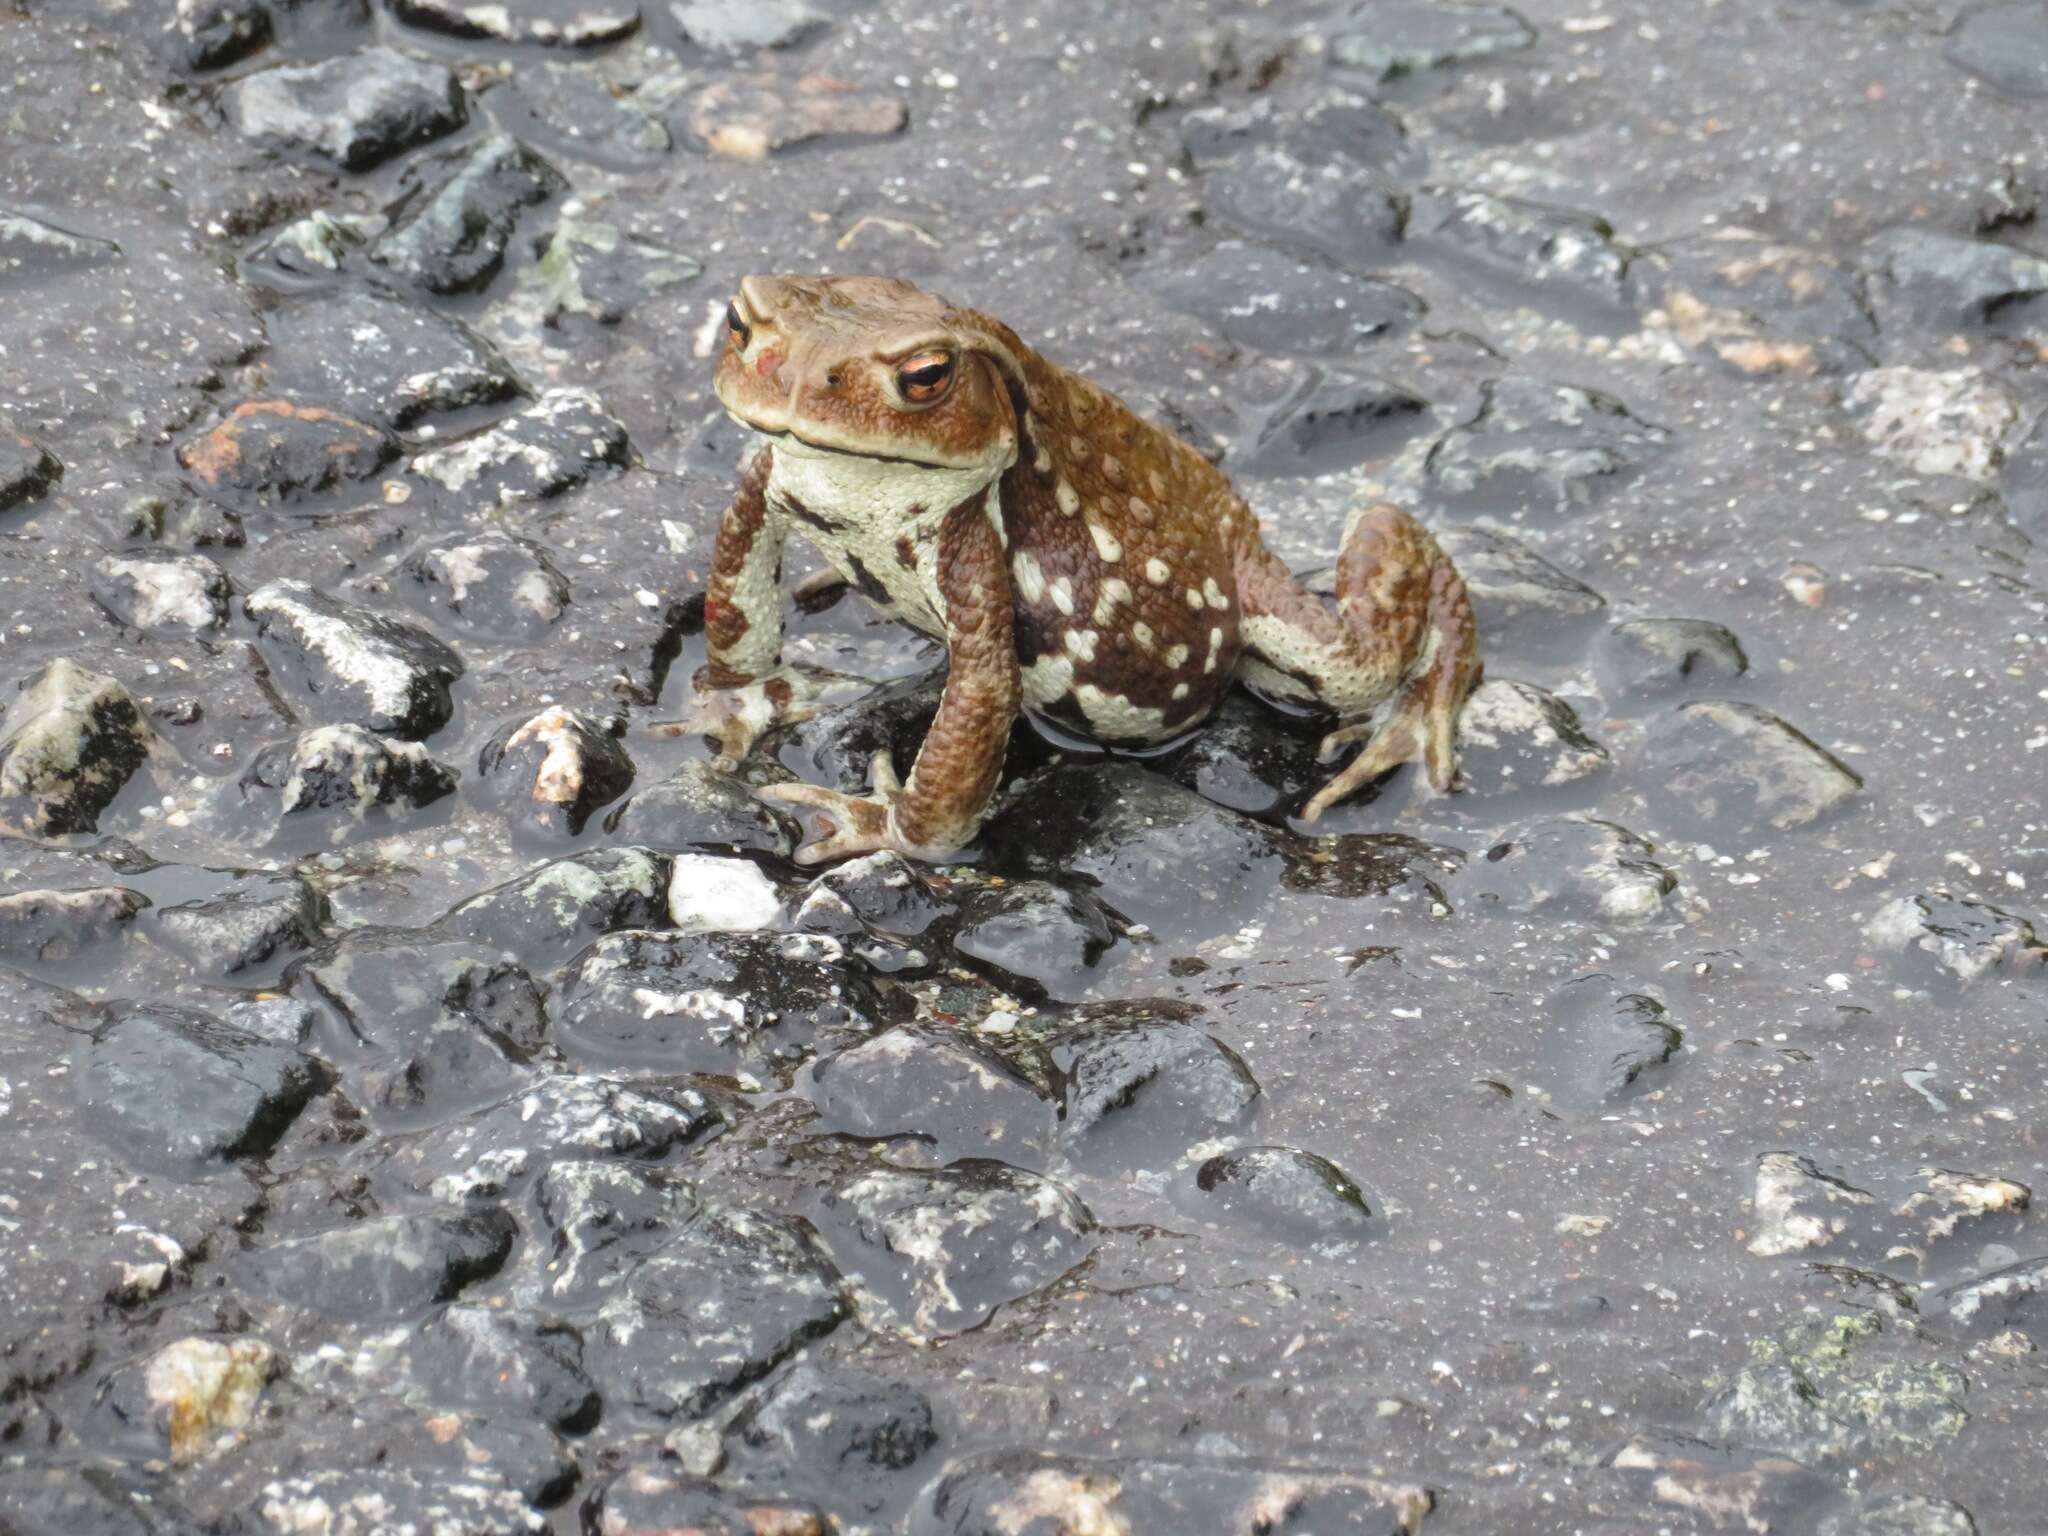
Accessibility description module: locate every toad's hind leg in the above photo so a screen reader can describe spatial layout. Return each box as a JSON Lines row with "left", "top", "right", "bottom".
{"left": 1234, "top": 502, "right": 1481, "bottom": 820}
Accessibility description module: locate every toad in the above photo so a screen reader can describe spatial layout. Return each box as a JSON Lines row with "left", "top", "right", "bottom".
{"left": 682, "top": 274, "right": 1479, "bottom": 864}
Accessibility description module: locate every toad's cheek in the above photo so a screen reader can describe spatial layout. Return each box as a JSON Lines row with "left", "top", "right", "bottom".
{"left": 755, "top": 348, "right": 783, "bottom": 379}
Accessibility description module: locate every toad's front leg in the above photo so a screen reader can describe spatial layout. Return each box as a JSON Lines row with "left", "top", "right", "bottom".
{"left": 760, "top": 492, "right": 1020, "bottom": 865}
{"left": 664, "top": 448, "right": 843, "bottom": 764}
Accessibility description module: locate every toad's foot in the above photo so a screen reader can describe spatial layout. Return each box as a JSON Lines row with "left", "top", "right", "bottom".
{"left": 656, "top": 664, "right": 865, "bottom": 769}
{"left": 1300, "top": 679, "right": 1461, "bottom": 822}
{"left": 757, "top": 751, "right": 952, "bottom": 866}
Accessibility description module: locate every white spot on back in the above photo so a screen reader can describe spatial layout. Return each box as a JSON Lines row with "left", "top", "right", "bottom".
{"left": 1164, "top": 643, "right": 1190, "bottom": 668}
{"left": 1087, "top": 521, "right": 1122, "bottom": 562}
{"left": 1203, "top": 577, "right": 1230, "bottom": 610}
{"left": 1144, "top": 557, "right": 1171, "bottom": 585}
{"left": 1056, "top": 480, "right": 1080, "bottom": 516}
{"left": 1063, "top": 628, "right": 1099, "bottom": 661}
{"left": 1011, "top": 551, "right": 1046, "bottom": 603}
{"left": 1049, "top": 577, "right": 1075, "bottom": 616}
{"left": 1075, "top": 683, "right": 1167, "bottom": 739}
{"left": 1020, "top": 653, "right": 1077, "bottom": 710}
{"left": 1092, "top": 577, "right": 1131, "bottom": 624}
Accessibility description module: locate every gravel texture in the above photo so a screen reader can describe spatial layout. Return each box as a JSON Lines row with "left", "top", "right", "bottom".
{"left": 1, "top": 1, "right": 2045, "bottom": 1531}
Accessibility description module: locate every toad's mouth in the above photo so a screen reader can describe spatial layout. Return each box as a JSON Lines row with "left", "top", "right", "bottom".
{"left": 726, "top": 411, "right": 998, "bottom": 473}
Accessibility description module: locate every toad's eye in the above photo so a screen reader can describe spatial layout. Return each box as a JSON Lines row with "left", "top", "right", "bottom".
{"left": 896, "top": 350, "right": 956, "bottom": 404}
{"left": 725, "top": 301, "right": 751, "bottom": 349}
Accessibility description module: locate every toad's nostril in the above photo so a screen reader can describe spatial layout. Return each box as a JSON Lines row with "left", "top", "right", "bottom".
{"left": 826, "top": 372, "right": 842, "bottom": 390}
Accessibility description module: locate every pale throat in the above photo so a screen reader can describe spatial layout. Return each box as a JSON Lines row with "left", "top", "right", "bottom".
{"left": 762, "top": 433, "right": 1001, "bottom": 530}
{"left": 761, "top": 435, "right": 1006, "bottom": 636}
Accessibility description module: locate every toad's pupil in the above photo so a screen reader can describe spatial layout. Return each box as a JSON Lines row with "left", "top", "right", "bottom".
{"left": 726, "top": 302, "right": 750, "bottom": 346}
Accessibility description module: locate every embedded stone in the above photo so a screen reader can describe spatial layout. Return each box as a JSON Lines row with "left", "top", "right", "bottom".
{"left": 506, "top": 62, "right": 674, "bottom": 165}
{"left": 1427, "top": 376, "right": 1671, "bottom": 519}
{"left": 1601, "top": 617, "right": 1749, "bottom": 694}
{"left": 1947, "top": 1, "right": 2048, "bottom": 95}
{"left": 986, "top": 764, "right": 1286, "bottom": 937}
{"left": 807, "top": 1023, "right": 1057, "bottom": 1165}
{"left": 435, "top": 847, "right": 671, "bottom": 966}
{"left": 91, "top": 555, "right": 232, "bottom": 632}
{"left": 371, "top": 133, "right": 567, "bottom": 295}
{"left": 1937, "top": 1254, "right": 2048, "bottom": 1342}
{"left": 688, "top": 72, "right": 908, "bottom": 160}
{"left": 951, "top": 879, "right": 1117, "bottom": 1003}
{"left": 411, "top": 387, "right": 630, "bottom": 507}
{"left": 1138, "top": 240, "right": 1421, "bottom": 356}
{"left": 672, "top": 0, "right": 827, "bottom": 52}
{"left": 241, "top": 1208, "right": 518, "bottom": 1319}
{"left": 0, "top": 885, "right": 149, "bottom": 965}
{"left": 176, "top": 400, "right": 395, "bottom": 501}
{"left": 1459, "top": 815, "right": 1677, "bottom": 925}
{"left": 264, "top": 290, "right": 523, "bottom": 430}
{"left": 604, "top": 758, "right": 799, "bottom": 856}
{"left": 246, "top": 211, "right": 362, "bottom": 283}
{"left": 229, "top": 47, "right": 467, "bottom": 172}
{"left": 1409, "top": 185, "right": 1636, "bottom": 324}
{"left": 168, "top": 0, "right": 271, "bottom": 71}
{"left": 668, "top": 851, "right": 784, "bottom": 933}
{"left": 246, "top": 580, "right": 464, "bottom": 739}
{"left": 1747, "top": 1152, "right": 1876, "bottom": 1258}
{"left": 584, "top": 1466, "right": 833, "bottom": 1535}
{"left": 1641, "top": 700, "right": 1862, "bottom": 839}
{"left": 1845, "top": 365, "right": 2019, "bottom": 482}
{"left": 1207, "top": 146, "right": 1405, "bottom": 267}
{"left": 74, "top": 1002, "right": 323, "bottom": 1174}
{"left": 912, "top": 1452, "right": 1433, "bottom": 1536}
{"left": 384, "top": 1076, "right": 719, "bottom": 1209}
{"left": 152, "top": 874, "right": 325, "bottom": 980}
{"left": 728, "top": 1362, "right": 937, "bottom": 1520}
{"left": 554, "top": 928, "right": 883, "bottom": 1078}
{"left": 0, "top": 425, "right": 63, "bottom": 511}
{"left": 1864, "top": 891, "right": 2044, "bottom": 987}
{"left": 815, "top": 1163, "right": 1095, "bottom": 1337}
{"left": 391, "top": 0, "right": 641, "bottom": 45}
{"left": 0, "top": 212, "right": 122, "bottom": 288}
{"left": 94, "top": 1336, "right": 275, "bottom": 1465}
{"left": 1052, "top": 1012, "right": 1262, "bottom": 1169}
{"left": 1186, "top": 1146, "right": 1376, "bottom": 1241}
{"left": 1178, "top": 89, "right": 1421, "bottom": 180}
{"left": 1329, "top": 0, "right": 1536, "bottom": 79}
{"left": 404, "top": 531, "right": 571, "bottom": 636}
{"left": 1452, "top": 678, "right": 1612, "bottom": 799}
{"left": 1241, "top": 363, "right": 1429, "bottom": 477}
{"left": 294, "top": 929, "right": 550, "bottom": 1122}
{"left": 0, "top": 659, "right": 158, "bottom": 837}
{"left": 415, "top": 1306, "right": 599, "bottom": 1435}
{"left": 802, "top": 851, "right": 954, "bottom": 938}
{"left": 1531, "top": 974, "right": 1683, "bottom": 1112}
{"left": 237, "top": 723, "right": 458, "bottom": 834}
{"left": 476, "top": 706, "right": 635, "bottom": 838}
{"left": 587, "top": 1202, "right": 847, "bottom": 1419}
{"left": 1865, "top": 226, "right": 2048, "bottom": 330}
{"left": 522, "top": 216, "right": 702, "bottom": 326}
{"left": 1433, "top": 525, "right": 1607, "bottom": 664}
